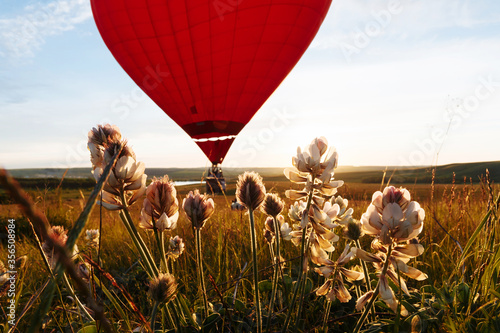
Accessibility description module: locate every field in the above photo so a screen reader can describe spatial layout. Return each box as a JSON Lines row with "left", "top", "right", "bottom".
{"left": 1, "top": 165, "right": 499, "bottom": 333}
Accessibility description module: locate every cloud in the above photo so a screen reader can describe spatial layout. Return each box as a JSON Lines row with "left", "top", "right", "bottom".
{"left": 0, "top": 0, "right": 92, "bottom": 59}
{"left": 312, "top": 0, "right": 500, "bottom": 51}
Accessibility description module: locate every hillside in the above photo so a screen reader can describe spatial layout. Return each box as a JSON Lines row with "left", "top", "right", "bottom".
{"left": 4, "top": 161, "right": 499, "bottom": 187}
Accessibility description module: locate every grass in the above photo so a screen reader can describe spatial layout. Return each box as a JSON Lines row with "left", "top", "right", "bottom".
{"left": 1, "top": 169, "right": 499, "bottom": 332}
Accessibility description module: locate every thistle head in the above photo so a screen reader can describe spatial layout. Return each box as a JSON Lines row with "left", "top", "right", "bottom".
{"left": 236, "top": 172, "right": 266, "bottom": 211}
{"left": 148, "top": 273, "right": 177, "bottom": 304}
{"left": 262, "top": 193, "right": 284, "bottom": 217}
{"left": 343, "top": 219, "right": 363, "bottom": 241}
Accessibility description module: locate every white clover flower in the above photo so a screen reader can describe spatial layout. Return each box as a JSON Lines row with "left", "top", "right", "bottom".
{"left": 361, "top": 186, "right": 424, "bottom": 244}
{"left": 85, "top": 229, "right": 100, "bottom": 248}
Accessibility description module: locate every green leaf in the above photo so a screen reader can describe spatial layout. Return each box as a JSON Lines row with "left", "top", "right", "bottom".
{"left": 202, "top": 313, "right": 222, "bottom": 332}
{"left": 66, "top": 144, "right": 123, "bottom": 251}
{"left": 233, "top": 299, "right": 246, "bottom": 313}
{"left": 304, "top": 278, "right": 313, "bottom": 294}
{"left": 77, "top": 324, "right": 98, "bottom": 333}
{"left": 258, "top": 280, "right": 273, "bottom": 292}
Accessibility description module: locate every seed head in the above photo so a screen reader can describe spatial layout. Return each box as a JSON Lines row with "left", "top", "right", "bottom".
{"left": 262, "top": 193, "right": 284, "bottom": 217}
{"left": 236, "top": 172, "right": 266, "bottom": 211}
{"left": 343, "top": 219, "right": 363, "bottom": 241}
{"left": 148, "top": 273, "right": 177, "bottom": 304}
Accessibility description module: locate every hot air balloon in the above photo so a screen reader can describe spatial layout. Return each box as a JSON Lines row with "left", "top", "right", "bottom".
{"left": 91, "top": 0, "right": 332, "bottom": 192}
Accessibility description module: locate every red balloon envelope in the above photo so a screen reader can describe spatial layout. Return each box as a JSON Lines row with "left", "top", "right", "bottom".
{"left": 91, "top": 0, "right": 332, "bottom": 164}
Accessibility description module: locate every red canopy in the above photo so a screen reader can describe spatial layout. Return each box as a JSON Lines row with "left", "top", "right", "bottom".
{"left": 91, "top": 0, "right": 332, "bottom": 163}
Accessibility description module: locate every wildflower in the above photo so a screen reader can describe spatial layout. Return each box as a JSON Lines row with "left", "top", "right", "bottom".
{"left": 379, "top": 274, "right": 408, "bottom": 316}
{"left": 167, "top": 236, "right": 185, "bottom": 261}
{"left": 236, "top": 172, "right": 266, "bottom": 210}
{"left": 314, "top": 244, "right": 364, "bottom": 302}
{"left": 87, "top": 124, "right": 122, "bottom": 170}
{"left": 281, "top": 137, "right": 345, "bottom": 332}
{"left": 236, "top": 171, "right": 266, "bottom": 330}
{"left": 331, "top": 196, "right": 354, "bottom": 225}
{"left": 288, "top": 200, "right": 307, "bottom": 227}
{"left": 140, "top": 176, "right": 179, "bottom": 232}
{"left": 360, "top": 186, "right": 425, "bottom": 244}
{"left": 280, "top": 221, "right": 293, "bottom": 241}
{"left": 93, "top": 142, "right": 147, "bottom": 210}
{"left": 288, "top": 200, "right": 341, "bottom": 262}
{"left": 183, "top": 190, "right": 215, "bottom": 230}
{"left": 356, "top": 290, "right": 374, "bottom": 311}
{"left": 290, "top": 227, "right": 338, "bottom": 263}
{"left": 263, "top": 217, "right": 276, "bottom": 244}
{"left": 343, "top": 219, "right": 363, "bottom": 241}
{"left": 291, "top": 137, "right": 338, "bottom": 180}
{"left": 42, "top": 226, "right": 78, "bottom": 269}
{"left": 148, "top": 273, "right": 177, "bottom": 304}
{"left": 85, "top": 229, "right": 100, "bottom": 248}
{"left": 354, "top": 239, "right": 427, "bottom": 315}
{"left": 262, "top": 193, "right": 284, "bottom": 217}
{"left": 184, "top": 190, "right": 215, "bottom": 318}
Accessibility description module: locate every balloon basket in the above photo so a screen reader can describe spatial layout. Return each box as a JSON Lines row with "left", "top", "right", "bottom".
{"left": 205, "top": 165, "right": 226, "bottom": 194}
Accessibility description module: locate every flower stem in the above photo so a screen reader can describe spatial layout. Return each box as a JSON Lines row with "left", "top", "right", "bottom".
{"left": 266, "top": 243, "right": 279, "bottom": 332}
{"left": 120, "top": 191, "right": 159, "bottom": 277}
{"left": 355, "top": 240, "right": 372, "bottom": 291}
{"left": 266, "top": 215, "right": 283, "bottom": 332}
{"left": 353, "top": 244, "right": 393, "bottom": 333}
{"left": 119, "top": 211, "right": 156, "bottom": 278}
{"left": 282, "top": 180, "right": 315, "bottom": 333}
{"left": 323, "top": 300, "right": 332, "bottom": 333}
{"left": 355, "top": 239, "right": 375, "bottom": 320}
{"left": 62, "top": 272, "right": 94, "bottom": 321}
{"left": 195, "top": 227, "right": 209, "bottom": 319}
{"left": 150, "top": 301, "right": 160, "bottom": 331}
{"left": 153, "top": 227, "right": 169, "bottom": 274}
{"left": 248, "top": 208, "right": 262, "bottom": 333}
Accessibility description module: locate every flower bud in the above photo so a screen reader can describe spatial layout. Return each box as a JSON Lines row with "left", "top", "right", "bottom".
{"left": 167, "top": 236, "right": 185, "bottom": 260}
{"left": 85, "top": 229, "right": 100, "bottom": 248}
{"left": 182, "top": 190, "right": 215, "bottom": 230}
{"left": 140, "top": 176, "right": 179, "bottom": 231}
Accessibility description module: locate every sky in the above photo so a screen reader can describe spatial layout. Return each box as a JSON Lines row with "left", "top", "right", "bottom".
{"left": 1, "top": 0, "right": 499, "bottom": 170}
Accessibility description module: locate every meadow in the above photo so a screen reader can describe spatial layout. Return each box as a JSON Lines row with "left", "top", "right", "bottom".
{"left": 1, "top": 152, "right": 499, "bottom": 332}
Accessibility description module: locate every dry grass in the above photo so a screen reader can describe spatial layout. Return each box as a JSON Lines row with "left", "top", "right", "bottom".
{"left": 1, "top": 173, "right": 499, "bottom": 332}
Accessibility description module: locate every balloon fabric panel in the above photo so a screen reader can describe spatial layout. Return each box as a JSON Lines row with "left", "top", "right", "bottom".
{"left": 91, "top": 0, "right": 332, "bottom": 164}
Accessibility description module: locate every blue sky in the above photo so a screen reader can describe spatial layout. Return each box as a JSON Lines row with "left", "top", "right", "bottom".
{"left": 1, "top": 0, "right": 499, "bottom": 170}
